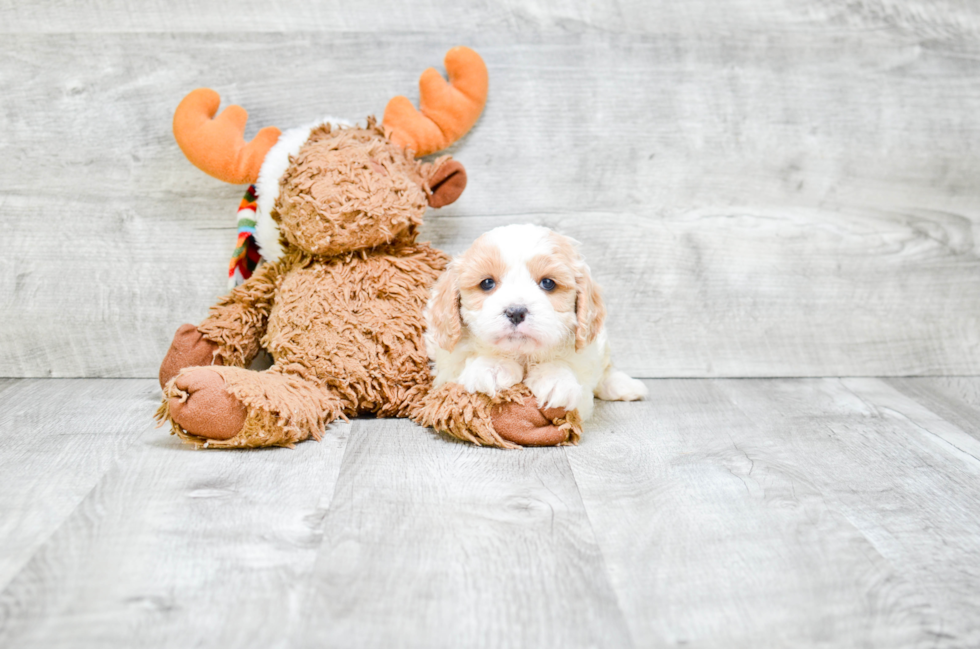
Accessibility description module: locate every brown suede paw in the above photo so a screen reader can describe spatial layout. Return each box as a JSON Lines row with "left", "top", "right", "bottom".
{"left": 159, "top": 323, "right": 221, "bottom": 388}
{"left": 491, "top": 397, "right": 571, "bottom": 447}
{"left": 168, "top": 368, "right": 246, "bottom": 441}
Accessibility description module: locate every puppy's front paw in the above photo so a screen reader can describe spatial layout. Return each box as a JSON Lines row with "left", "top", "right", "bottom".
{"left": 525, "top": 363, "right": 583, "bottom": 411}
{"left": 458, "top": 357, "right": 524, "bottom": 397}
{"left": 595, "top": 370, "right": 648, "bottom": 402}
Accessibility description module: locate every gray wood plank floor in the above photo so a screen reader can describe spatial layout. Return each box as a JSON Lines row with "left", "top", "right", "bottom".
{"left": 2, "top": 377, "right": 979, "bottom": 648}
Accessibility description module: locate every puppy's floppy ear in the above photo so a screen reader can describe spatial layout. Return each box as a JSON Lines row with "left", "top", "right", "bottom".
{"left": 421, "top": 156, "right": 467, "bottom": 208}
{"left": 575, "top": 261, "right": 605, "bottom": 351}
{"left": 428, "top": 263, "right": 463, "bottom": 351}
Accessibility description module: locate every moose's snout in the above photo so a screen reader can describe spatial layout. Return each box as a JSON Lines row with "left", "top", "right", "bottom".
{"left": 504, "top": 306, "right": 528, "bottom": 325}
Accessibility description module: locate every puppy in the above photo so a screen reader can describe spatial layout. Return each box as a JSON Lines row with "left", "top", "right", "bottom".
{"left": 425, "top": 224, "right": 647, "bottom": 421}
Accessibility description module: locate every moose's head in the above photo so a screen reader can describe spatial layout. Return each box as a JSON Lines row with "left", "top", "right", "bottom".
{"left": 172, "top": 47, "right": 487, "bottom": 261}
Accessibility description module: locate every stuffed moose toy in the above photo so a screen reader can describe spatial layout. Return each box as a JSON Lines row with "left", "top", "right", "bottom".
{"left": 157, "top": 47, "right": 582, "bottom": 449}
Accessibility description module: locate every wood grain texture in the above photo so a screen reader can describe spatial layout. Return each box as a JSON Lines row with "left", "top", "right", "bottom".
{"left": 295, "top": 417, "right": 632, "bottom": 649}
{"left": 736, "top": 378, "right": 980, "bottom": 646}
{"left": 567, "top": 378, "right": 980, "bottom": 647}
{"left": 4, "top": 378, "right": 980, "bottom": 646}
{"left": 0, "top": 379, "right": 153, "bottom": 590}
{"left": 3, "top": 0, "right": 979, "bottom": 36}
{"left": 1, "top": 3, "right": 980, "bottom": 378}
{"left": 0, "top": 382, "right": 352, "bottom": 648}
{"left": 885, "top": 377, "right": 980, "bottom": 443}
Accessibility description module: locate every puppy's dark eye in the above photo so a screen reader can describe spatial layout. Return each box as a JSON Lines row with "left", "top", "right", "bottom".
{"left": 479, "top": 278, "right": 496, "bottom": 291}
{"left": 538, "top": 278, "right": 556, "bottom": 291}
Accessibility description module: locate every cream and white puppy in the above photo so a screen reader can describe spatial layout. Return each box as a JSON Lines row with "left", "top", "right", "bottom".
{"left": 425, "top": 224, "right": 647, "bottom": 420}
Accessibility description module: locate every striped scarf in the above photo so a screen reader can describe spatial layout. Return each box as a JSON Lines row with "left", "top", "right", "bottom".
{"left": 228, "top": 184, "right": 263, "bottom": 289}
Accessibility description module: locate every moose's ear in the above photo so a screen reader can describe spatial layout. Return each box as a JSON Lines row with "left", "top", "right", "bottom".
{"left": 424, "top": 158, "right": 467, "bottom": 208}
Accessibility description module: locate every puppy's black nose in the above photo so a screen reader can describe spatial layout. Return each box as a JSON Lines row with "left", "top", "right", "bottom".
{"left": 504, "top": 306, "right": 528, "bottom": 325}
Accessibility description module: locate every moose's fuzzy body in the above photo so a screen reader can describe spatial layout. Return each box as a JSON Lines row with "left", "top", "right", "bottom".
{"left": 262, "top": 246, "right": 446, "bottom": 414}
{"left": 161, "top": 242, "right": 448, "bottom": 448}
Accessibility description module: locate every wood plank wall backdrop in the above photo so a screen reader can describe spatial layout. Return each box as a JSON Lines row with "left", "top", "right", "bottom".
{"left": 1, "top": 0, "right": 978, "bottom": 378}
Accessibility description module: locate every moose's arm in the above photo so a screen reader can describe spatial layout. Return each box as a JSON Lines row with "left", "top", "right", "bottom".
{"left": 197, "top": 260, "right": 281, "bottom": 368}
{"left": 410, "top": 382, "right": 582, "bottom": 449}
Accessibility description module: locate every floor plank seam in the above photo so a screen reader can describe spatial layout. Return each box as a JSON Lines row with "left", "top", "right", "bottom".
{"left": 838, "top": 379, "right": 980, "bottom": 468}
{"left": 0, "top": 433, "right": 143, "bottom": 597}
{"left": 559, "top": 445, "right": 639, "bottom": 649}
{"left": 280, "top": 419, "right": 357, "bottom": 630}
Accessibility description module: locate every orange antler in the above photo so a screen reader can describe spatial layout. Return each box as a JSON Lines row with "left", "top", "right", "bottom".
{"left": 384, "top": 46, "right": 488, "bottom": 157}
{"left": 172, "top": 88, "right": 281, "bottom": 184}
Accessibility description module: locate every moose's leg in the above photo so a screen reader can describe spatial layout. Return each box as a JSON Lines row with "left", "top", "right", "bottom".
{"left": 157, "top": 366, "right": 345, "bottom": 449}
{"left": 162, "top": 367, "right": 245, "bottom": 440}
{"left": 410, "top": 383, "right": 582, "bottom": 449}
